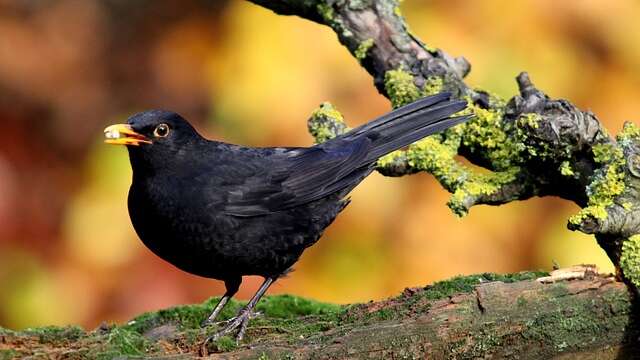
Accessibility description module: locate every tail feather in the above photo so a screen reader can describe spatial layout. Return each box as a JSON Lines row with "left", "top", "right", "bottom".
{"left": 364, "top": 114, "right": 470, "bottom": 163}
{"left": 345, "top": 93, "right": 469, "bottom": 163}
{"left": 345, "top": 92, "right": 453, "bottom": 137}
{"left": 362, "top": 100, "right": 465, "bottom": 142}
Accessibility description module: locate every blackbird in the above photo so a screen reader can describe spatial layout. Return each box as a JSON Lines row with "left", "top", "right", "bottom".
{"left": 104, "top": 92, "right": 469, "bottom": 342}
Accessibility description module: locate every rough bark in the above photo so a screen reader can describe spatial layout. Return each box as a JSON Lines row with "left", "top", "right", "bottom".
{"left": 247, "top": 0, "right": 640, "bottom": 293}
{"left": 1, "top": 272, "right": 638, "bottom": 359}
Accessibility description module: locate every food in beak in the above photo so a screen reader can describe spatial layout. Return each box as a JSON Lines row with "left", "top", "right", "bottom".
{"left": 104, "top": 124, "right": 151, "bottom": 146}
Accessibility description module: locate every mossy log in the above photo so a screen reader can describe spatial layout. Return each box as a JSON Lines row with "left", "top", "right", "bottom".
{"left": 246, "top": 0, "right": 640, "bottom": 292}
{"left": 1, "top": 272, "right": 638, "bottom": 359}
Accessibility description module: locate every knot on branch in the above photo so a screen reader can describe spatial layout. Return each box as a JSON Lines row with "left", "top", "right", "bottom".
{"left": 506, "top": 73, "right": 607, "bottom": 161}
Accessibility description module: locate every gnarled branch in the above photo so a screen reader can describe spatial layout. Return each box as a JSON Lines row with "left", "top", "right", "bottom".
{"left": 249, "top": 0, "right": 640, "bottom": 291}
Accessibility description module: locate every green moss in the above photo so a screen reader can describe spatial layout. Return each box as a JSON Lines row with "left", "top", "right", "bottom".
{"left": 517, "top": 296, "right": 528, "bottom": 307}
{"left": 23, "top": 325, "right": 85, "bottom": 343}
{"left": 422, "top": 271, "right": 547, "bottom": 301}
{"left": 123, "top": 294, "right": 344, "bottom": 347}
{"left": 448, "top": 280, "right": 632, "bottom": 358}
{"left": 309, "top": 102, "right": 347, "bottom": 143}
{"left": 316, "top": 3, "right": 334, "bottom": 22}
{"left": 255, "top": 294, "right": 342, "bottom": 319}
{"left": 620, "top": 234, "right": 640, "bottom": 288}
{"left": 212, "top": 336, "right": 237, "bottom": 352}
{"left": 569, "top": 143, "right": 626, "bottom": 226}
{"left": 354, "top": 38, "right": 374, "bottom": 62}
{"left": 519, "top": 285, "right": 631, "bottom": 352}
{"left": 124, "top": 297, "right": 241, "bottom": 334}
{"left": 97, "top": 327, "right": 152, "bottom": 358}
{"left": 339, "top": 272, "right": 546, "bottom": 327}
{"left": 248, "top": 296, "right": 343, "bottom": 338}
{"left": 384, "top": 68, "right": 421, "bottom": 108}
{"left": 8, "top": 270, "right": 631, "bottom": 358}
{"left": 0, "top": 349, "right": 18, "bottom": 360}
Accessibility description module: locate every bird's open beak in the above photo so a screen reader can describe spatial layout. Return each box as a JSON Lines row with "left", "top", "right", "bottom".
{"left": 104, "top": 124, "right": 151, "bottom": 146}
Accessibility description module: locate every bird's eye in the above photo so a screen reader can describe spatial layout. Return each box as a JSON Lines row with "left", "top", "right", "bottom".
{"left": 154, "top": 124, "right": 170, "bottom": 138}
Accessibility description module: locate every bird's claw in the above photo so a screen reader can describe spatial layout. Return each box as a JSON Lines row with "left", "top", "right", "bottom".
{"left": 202, "top": 309, "right": 261, "bottom": 346}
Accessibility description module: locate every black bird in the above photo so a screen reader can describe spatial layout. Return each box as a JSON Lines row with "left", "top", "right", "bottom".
{"left": 104, "top": 92, "right": 469, "bottom": 342}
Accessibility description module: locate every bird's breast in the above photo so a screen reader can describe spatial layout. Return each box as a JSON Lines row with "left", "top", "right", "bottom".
{"left": 126, "top": 179, "right": 229, "bottom": 276}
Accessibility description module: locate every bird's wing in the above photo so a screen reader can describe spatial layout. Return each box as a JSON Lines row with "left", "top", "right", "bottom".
{"left": 221, "top": 137, "right": 373, "bottom": 217}
{"left": 219, "top": 93, "right": 469, "bottom": 217}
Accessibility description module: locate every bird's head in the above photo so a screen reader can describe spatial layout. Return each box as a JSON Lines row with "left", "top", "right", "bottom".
{"left": 104, "top": 110, "right": 203, "bottom": 169}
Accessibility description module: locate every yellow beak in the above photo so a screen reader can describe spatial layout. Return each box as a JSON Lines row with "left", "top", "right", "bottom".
{"left": 104, "top": 124, "right": 151, "bottom": 146}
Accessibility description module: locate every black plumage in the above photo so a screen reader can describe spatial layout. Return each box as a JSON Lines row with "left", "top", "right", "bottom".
{"left": 104, "top": 92, "right": 469, "bottom": 341}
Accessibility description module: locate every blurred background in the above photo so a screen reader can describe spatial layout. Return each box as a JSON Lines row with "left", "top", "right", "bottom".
{"left": 0, "top": 0, "right": 636, "bottom": 330}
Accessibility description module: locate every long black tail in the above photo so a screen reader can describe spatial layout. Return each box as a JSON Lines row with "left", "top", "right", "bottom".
{"left": 341, "top": 92, "right": 469, "bottom": 164}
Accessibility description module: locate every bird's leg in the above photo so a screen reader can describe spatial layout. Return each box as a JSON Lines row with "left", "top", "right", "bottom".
{"left": 206, "top": 276, "right": 276, "bottom": 343}
{"left": 201, "top": 277, "right": 241, "bottom": 327}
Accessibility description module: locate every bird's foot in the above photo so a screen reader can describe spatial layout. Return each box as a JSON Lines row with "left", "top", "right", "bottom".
{"left": 203, "top": 308, "right": 260, "bottom": 345}
{"left": 201, "top": 316, "right": 224, "bottom": 328}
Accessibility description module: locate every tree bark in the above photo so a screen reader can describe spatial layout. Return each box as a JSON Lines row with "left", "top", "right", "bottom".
{"left": 212, "top": 275, "right": 639, "bottom": 359}
{"left": 1, "top": 272, "right": 638, "bottom": 359}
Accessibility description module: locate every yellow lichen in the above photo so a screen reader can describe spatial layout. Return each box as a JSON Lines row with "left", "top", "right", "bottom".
{"left": 316, "top": 3, "right": 334, "bottom": 22}
{"left": 559, "top": 161, "right": 575, "bottom": 177}
{"left": 423, "top": 76, "right": 444, "bottom": 96}
{"left": 620, "top": 234, "right": 640, "bottom": 288}
{"left": 405, "top": 135, "right": 469, "bottom": 188}
{"left": 311, "top": 102, "right": 344, "bottom": 122}
{"left": 617, "top": 122, "right": 640, "bottom": 145}
{"left": 459, "top": 101, "right": 524, "bottom": 170}
{"left": 376, "top": 151, "right": 402, "bottom": 168}
{"left": 521, "top": 113, "right": 540, "bottom": 129}
{"left": 384, "top": 68, "right": 421, "bottom": 108}
{"left": 448, "top": 167, "right": 519, "bottom": 216}
{"left": 380, "top": 131, "right": 519, "bottom": 217}
{"left": 354, "top": 39, "right": 374, "bottom": 62}
{"left": 309, "top": 102, "right": 347, "bottom": 143}
{"left": 569, "top": 143, "right": 626, "bottom": 226}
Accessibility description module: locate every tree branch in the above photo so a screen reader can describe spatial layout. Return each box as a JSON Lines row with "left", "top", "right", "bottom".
{"left": 249, "top": 0, "right": 640, "bottom": 291}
